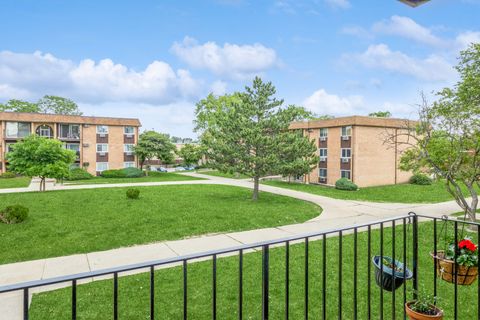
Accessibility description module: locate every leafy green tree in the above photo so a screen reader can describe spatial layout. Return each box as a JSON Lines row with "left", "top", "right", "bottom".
{"left": 278, "top": 130, "right": 319, "bottom": 182}
{"left": 388, "top": 44, "right": 480, "bottom": 222}
{"left": 6, "top": 135, "right": 76, "bottom": 191}
{"left": 37, "top": 95, "right": 83, "bottom": 115}
{"left": 195, "top": 77, "right": 318, "bottom": 200}
{"left": 369, "top": 111, "right": 392, "bottom": 118}
{"left": 177, "top": 144, "right": 202, "bottom": 166}
{"left": 0, "top": 99, "right": 41, "bottom": 113}
{"left": 134, "top": 131, "right": 176, "bottom": 169}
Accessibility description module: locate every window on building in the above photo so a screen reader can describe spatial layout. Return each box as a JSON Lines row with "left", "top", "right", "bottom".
{"left": 97, "top": 125, "right": 109, "bottom": 134}
{"left": 319, "top": 148, "right": 328, "bottom": 157}
{"left": 59, "top": 124, "right": 80, "bottom": 139}
{"left": 341, "top": 170, "right": 351, "bottom": 180}
{"left": 319, "top": 168, "right": 327, "bottom": 178}
{"left": 320, "top": 128, "right": 328, "bottom": 138}
{"left": 124, "top": 144, "right": 135, "bottom": 153}
{"left": 124, "top": 126, "right": 134, "bottom": 134}
{"left": 96, "top": 162, "right": 109, "bottom": 172}
{"left": 96, "top": 144, "right": 108, "bottom": 153}
{"left": 35, "top": 125, "right": 53, "bottom": 138}
{"left": 6, "top": 122, "right": 31, "bottom": 138}
{"left": 341, "top": 126, "right": 352, "bottom": 137}
{"left": 124, "top": 162, "right": 135, "bottom": 168}
{"left": 65, "top": 143, "right": 80, "bottom": 152}
{"left": 341, "top": 148, "right": 351, "bottom": 159}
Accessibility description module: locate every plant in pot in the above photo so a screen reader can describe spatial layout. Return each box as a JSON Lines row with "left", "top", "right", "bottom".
{"left": 372, "top": 256, "right": 413, "bottom": 291}
{"left": 431, "top": 237, "right": 478, "bottom": 285}
{"left": 405, "top": 291, "right": 443, "bottom": 320}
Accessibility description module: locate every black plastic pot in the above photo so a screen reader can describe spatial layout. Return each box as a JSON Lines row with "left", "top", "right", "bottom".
{"left": 372, "top": 256, "right": 413, "bottom": 291}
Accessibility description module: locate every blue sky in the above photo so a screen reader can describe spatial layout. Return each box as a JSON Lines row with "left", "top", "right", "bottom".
{"left": 0, "top": 0, "right": 479, "bottom": 137}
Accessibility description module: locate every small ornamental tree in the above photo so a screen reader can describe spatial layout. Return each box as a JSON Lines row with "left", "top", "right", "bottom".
{"left": 6, "top": 135, "right": 76, "bottom": 191}
{"left": 385, "top": 43, "right": 480, "bottom": 222}
{"left": 195, "top": 77, "right": 318, "bottom": 200}
{"left": 134, "top": 131, "right": 176, "bottom": 169}
{"left": 177, "top": 143, "right": 202, "bottom": 166}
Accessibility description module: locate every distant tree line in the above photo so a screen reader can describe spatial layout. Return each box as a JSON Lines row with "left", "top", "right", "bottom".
{"left": 0, "top": 95, "right": 82, "bottom": 115}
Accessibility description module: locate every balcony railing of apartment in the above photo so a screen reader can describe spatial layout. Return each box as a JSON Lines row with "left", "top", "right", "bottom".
{"left": 1, "top": 213, "right": 480, "bottom": 319}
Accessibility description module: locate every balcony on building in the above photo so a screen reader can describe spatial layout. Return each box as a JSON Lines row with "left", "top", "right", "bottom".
{"left": 58, "top": 124, "right": 80, "bottom": 141}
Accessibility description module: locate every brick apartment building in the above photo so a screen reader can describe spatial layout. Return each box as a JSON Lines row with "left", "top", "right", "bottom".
{"left": 0, "top": 112, "right": 141, "bottom": 176}
{"left": 290, "top": 116, "right": 415, "bottom": 187}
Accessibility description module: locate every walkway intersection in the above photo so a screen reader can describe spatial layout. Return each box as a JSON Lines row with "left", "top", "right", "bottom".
{"left": 0, "top": 173, "right": 462, "bottom": 319}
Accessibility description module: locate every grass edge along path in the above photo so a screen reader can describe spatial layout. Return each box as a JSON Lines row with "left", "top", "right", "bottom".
{"left": 28, "top": 219, "right": 480, "bottom": 319}
{"left": 196, "top": 170, "right": 250, "bottom": 179}
{"left": 64, "top": 172, "right": 202, "bottom": 185}
{"left": 0, "top": 184, "right": 320, "bottom": 264}
{"left": 0, "top": 176, "right": 31, "bottom": 189}
{"left": 262, "top": 179, "right": 475, "bottom": 204}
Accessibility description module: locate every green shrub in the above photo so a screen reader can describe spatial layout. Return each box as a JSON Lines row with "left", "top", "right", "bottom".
{"left": 101, "top": 169, "right": 126, "bottom": 178}
{"left": 0, "top": 205, "right": 29, "bottom": 224}
{"left": 126, "top": 188, "right": 140, "bottom": 199}
{"left": 66, "top": 168, "right": 93, "bottom": 180}
{"left": 147, "top": 171, "right": 166, "bottom": 177}
{"left": 410, "top": 173, "right": 432, "bottom": 185}
{"left": 335, "top": 178, "right": 358, "bottom": 191}
{"left": 0, "top": 172, "right": 17, "bottom": 179}
{"left": 101, "top": 168, "right": 144, "bottom": 178}
{"left": 122, "top": 167, "right": 144, "bottom": 178}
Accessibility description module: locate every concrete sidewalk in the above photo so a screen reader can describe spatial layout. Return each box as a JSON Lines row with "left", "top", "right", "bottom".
{"left": 0, "top": 172, "right": 463, "bottom": 319}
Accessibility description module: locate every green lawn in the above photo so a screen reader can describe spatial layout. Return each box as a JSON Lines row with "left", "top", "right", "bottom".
{"left": 0, "top": 176, "right": 30, "bottom": 189}
{"left": 262, "top": 180, "right": 473, "bottom": 203}
{"left": 197, "top": 170, "right": 250, "bottom": 179}
{"left": 29, "top": 220, "right": 479, "bottom": 319}
{"left": 64, "top": 172, "right": 202, "bottom": 185}
{"left": 0, "top": 185, "right": 320, "bottom": 264}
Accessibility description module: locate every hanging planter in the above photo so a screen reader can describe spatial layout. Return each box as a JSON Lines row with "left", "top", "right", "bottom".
{"left": 372, "top": 256, "right": 413, "bottom": 291}
{"left": 431, "top": 250, "right": 478, "bottom": 286}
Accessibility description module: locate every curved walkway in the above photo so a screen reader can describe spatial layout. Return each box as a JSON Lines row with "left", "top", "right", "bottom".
{"left": 0, "top": 173, "right": 462, "bottom": 318}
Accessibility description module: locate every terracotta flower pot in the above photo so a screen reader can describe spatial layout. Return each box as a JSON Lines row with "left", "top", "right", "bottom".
{"left": 431, "top": 251, "right": 478, "bottom": 285}
{"left": 405, "top": 301, "right": 443, "bottom": 320}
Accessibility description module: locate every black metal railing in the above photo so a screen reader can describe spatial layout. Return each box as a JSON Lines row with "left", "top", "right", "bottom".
{"left": 1, "top": 213, "right": 480, "bottom": 319}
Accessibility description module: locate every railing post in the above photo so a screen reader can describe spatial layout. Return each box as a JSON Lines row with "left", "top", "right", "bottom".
{"left": 23, "top": 288, "right": 29, "bottom": 320}
{"left": 412, "top": 213, "right": 419, "bottom": 300}
{"left": 262, "top": 245, "right": 269, "bottom": 320}
{"left": 72, "top": 279, "right": 77, "bottom": 320}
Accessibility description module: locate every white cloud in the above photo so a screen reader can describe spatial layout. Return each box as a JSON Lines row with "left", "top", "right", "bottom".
{"left": 341, "top": 26, "right": 373, "bottom": 39}
{"left": 372, "top": 15, "right": 445, "bottom": 47}
{"left": 0, "top": 50, "right": 201, "bottom": 104}
{"left": 210, "top": 80, "right": 228, "bottom": 95}
{"left": 345, "top": 44, "right": 455, "bottom": 82}
{"left": 170, "top": 37, "right": 279, "bottom": 79}
{"left": 325, "top": 0, "right": 351, "bottom": 9}
{"left": 80, "top": 101, "right": 197, "bottom": 138}
{"left": 303, "top": 89, "right": 364, "bottom": 115}
{"left": 345, "top": 15, "right": 480, "bottom": 51}
{"left": 455, "top": 31, "right": 480, "bottom": 50}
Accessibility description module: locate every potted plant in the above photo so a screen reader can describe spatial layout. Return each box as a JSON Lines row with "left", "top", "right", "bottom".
{"left": 405, "top": 292, "right": 443, "bottom": 320}
{"left": 372, "top": 256, "right": 413, "bottom": 291}
{"left": 431, "top": 237, "right": 478, "bottom": 285}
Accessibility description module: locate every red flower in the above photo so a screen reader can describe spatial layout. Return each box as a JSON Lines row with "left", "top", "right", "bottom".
{"left": 458, "top": 239, "right": 477, "bottom": 252}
